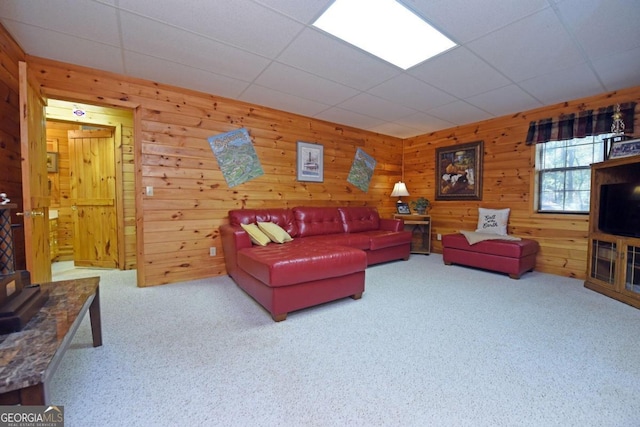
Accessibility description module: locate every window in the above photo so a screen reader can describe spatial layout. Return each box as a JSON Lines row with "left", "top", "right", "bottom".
{"left": 536, "top": 134, "right": 612, "bottom": 213}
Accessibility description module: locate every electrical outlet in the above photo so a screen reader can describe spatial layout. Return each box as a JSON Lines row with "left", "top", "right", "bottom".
{"left": 437, "top": 233, "right": 442, "bottom": 241}
{"left": 145, "top": 186, "right": 154, "bottom": 196}
{"left": 209, "top": 247, "right": 216, "bottom": 256}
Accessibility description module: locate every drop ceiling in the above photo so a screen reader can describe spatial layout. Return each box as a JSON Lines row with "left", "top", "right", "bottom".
{"left": 1, "top": 0, "right": 639, "bottom": 138}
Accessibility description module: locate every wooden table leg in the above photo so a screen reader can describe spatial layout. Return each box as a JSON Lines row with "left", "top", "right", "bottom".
{"left": 19, "top": 383, "right": 46, "bottom": 405}
{"left": 89, "top": 286, "right": 102, "bottom": 347}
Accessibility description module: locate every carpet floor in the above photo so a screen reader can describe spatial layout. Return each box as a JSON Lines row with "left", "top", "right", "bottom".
{"left": 49, "top": 255, "right": 640, "bottom": 426}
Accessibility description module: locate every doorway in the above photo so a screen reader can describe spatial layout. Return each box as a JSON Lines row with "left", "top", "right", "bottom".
{"left": 45, "top": 99, "right": 136, "bottom": 276}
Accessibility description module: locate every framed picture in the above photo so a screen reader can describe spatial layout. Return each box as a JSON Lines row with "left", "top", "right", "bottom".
{"left": 436, "top": 140, "right": 483, "bottom": 200}
{"left": 46, "top": 152, "right": 58, "bottom": 173}
{"left": 608, "top": 138, "right": 640, "bottom": 160}
{"left": 297, "top": 141, "right": 323, "bottom": 182}
{"left": 396, "top": 202, "right": 410, "bottom": 215}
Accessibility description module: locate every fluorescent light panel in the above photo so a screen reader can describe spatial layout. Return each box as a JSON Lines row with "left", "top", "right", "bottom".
{"left": 313, "top": 0, "right": 456, "bottom": 70}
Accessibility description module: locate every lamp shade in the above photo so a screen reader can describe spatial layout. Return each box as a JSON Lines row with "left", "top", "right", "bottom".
{"left": 391, "top": 182, "right": 409, "bottom": 197}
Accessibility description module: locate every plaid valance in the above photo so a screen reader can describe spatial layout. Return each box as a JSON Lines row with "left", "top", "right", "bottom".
{"left": 525, "top": 102, "right": 636, "bottom": 145}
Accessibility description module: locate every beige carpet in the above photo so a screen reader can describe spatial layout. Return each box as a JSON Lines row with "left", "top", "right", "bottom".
{"left": 49, "top": 256, "right": 640, "bottom": 426}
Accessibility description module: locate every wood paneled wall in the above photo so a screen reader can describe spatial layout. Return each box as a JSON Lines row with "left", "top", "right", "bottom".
{"left": 45, "top": 100, "right": 136, "bottom": 270}
{"left": 26, "top": 56, "right": 402, "bottom": 286}
{"left": 0, "top": 25, "right": 26, "bottom": 269}
{"left": 405, "top": 87, "right": 640, "bottom": 279}
{"left": 2, "top": 24, "right": 640, "bottom": 285}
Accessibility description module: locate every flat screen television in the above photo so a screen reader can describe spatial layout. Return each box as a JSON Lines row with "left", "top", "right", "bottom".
{"left": 598, "top": 182, "right": 640, "bottom": 238}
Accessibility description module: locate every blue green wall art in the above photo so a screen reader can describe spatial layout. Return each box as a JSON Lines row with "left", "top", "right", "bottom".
{"left": 208, "top": 128, "right": 264, "bottom": 188}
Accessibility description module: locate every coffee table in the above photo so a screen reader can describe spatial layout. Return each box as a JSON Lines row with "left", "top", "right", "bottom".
{"left": 0, "top": 276, "right": 101, "bottom": 405}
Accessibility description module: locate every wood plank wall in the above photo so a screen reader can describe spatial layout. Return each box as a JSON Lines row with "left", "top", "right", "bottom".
{"left": 45, "top": 100, "right": 137, "bottom": 270}
{"left": 0, "top": 25, "right": 26, "bottom": 269}
{"left": 2, "top": 25, "right": 639, "bottom": 285}
{"left": 405, "top": 87, "right": 640, "bottom": 279}
{"left": 26, "top": 56, "right": 403, "bottom": 286}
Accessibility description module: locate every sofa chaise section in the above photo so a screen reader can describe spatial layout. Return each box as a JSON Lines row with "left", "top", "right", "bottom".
{"left": 220, "top": 206, "right": 411, "bottom": 321}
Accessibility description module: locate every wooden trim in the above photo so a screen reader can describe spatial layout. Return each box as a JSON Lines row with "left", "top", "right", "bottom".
{"left": 134, "top": 106, "right": 145, "bottom": 287}
{"left": 115, "top": 124, "right": 126, "bottom": 270}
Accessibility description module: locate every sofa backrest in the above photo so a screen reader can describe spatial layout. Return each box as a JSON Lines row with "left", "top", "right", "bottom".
{"left": 293, "top": 207, "right": 344, "bottom": 237}
{"left": 228, "top": 208, "right": 298, "bottom": 237}
{"left": 338, "top": 207, "right": 380, "bottom": 233}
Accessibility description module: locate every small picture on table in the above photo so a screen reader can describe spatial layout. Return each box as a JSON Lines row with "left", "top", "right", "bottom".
{"left": 397, "top": 202, "right": 410, "bottom": 215}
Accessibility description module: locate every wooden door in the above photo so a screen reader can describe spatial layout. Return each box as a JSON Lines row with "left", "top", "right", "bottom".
{"left": 19, "top": 61, "right": 51, "bottom": 283}
{"left": 68, "top": 129, "right": 119, "bottom": 268}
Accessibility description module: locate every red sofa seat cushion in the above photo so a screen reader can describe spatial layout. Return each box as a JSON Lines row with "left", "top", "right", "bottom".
{"left": 360, "top": 230, "right": 412, "bottom": 250}
{"left": 237, "top": 242, "right": 367, "bottom": 287}
{"left": 301, "top": 233, "right": 371, "bottom": 250}
{"left": 442, "top": 233, "right": 539, "bottom": 258}
{"left": 338, "top": 207, "right": 380, "bottom": 233}
{"left": 293, "top": 207, "right": 344, "bottom": 237}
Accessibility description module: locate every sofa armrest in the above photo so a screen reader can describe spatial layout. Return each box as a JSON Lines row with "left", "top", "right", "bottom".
{"left": 379, "top": 218, "right": 403, "bottom": 232}
{"left": 220, "top": 224, "right": 252, "bottom": 277}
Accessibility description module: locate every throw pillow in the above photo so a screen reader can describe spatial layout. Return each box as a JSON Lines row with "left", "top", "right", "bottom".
{"left": 240, "top": 223, "right": 271, "bottom": 246}
{"left": 475, "top": 208, "right": 510, "bottom": 235}
{"left": 257, "top": 222, "right": 293, "bottom": 244}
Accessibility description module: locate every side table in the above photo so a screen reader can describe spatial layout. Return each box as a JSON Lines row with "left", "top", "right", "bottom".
{"left": 394, "top": 214, "right": 431, "bottom": 255}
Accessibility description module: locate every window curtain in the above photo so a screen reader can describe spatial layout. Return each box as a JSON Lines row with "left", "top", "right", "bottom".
{"left": 525, "top": 102, "right": 636, "bottom": 145}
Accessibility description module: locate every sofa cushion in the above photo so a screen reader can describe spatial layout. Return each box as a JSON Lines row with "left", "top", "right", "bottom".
{"left": 240, "top": 223, "right": 271, "bottom": 246}
{"left": 443, "top": 233, "right": 538, "bottom": 258}
{"left": 258, "top": 222, "right": 293, "bottom": 243}
{"left": 475, "top": 207, "right": 510, "bottom": 235}
{"left": 301, "top": 233, "right": 371, "bottom": 250}
{"left": 360, "top": 229, "right": 412, "bottom": 250}
{"left": 237, "top": 242, "right": 367, "bottom": 287}
{"left": 293, "top": 207, "right": 343, "bottom": 237}
{"left": 229, "top": 208, "right": 298, "bottom": 237}
{"left": 338, "top": 207, "right": 380, "bottom": 233}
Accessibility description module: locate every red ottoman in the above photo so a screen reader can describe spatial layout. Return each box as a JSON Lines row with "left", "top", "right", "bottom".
{"left": 442, "top": 233, "right": 539, "bottom": 279}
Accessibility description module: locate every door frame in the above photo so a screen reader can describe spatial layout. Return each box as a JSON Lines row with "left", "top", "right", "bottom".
{"left": 41, "top": 93, "right": 141, "bottom": 283}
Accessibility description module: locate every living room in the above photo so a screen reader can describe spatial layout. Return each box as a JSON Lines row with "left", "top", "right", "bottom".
{"left": 1, "top": 1, "right": 640, "bottom": 424}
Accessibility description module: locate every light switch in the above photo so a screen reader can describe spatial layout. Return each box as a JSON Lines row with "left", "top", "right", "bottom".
{"left": 145, "top": 186, "right": 154, "bottom": 196}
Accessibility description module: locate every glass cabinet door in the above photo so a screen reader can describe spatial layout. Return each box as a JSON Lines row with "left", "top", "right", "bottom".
{"left": 625, "top": 245, "right": 640, "bottom": 296}
{"left": 590, "top": 239, "right": 617, "bottom": 286}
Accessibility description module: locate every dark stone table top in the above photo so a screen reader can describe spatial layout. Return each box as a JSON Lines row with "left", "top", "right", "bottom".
{"left": 0, "top": 277, "right": 100, "bottom": 394}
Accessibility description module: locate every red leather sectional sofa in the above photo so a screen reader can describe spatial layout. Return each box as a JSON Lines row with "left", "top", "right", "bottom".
{"left": 220, "top": 206, "right": 411, "bottom": 321}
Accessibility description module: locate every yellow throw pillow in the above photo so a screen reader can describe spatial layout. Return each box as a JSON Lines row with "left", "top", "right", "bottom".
{"left": 240, "top": 223, "right": 271, "bottom": 246}
{"left": 257, "top": 222, "right": 293, "bottom": 244}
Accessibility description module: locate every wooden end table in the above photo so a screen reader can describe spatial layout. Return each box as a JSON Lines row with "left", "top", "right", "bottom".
{"left": 394, "top": 214, "right": 431, "bottom": 255}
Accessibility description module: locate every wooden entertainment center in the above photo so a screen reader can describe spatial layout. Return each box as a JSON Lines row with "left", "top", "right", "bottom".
{"left": 584, "top": 154, "right": 640, "bottom": 309}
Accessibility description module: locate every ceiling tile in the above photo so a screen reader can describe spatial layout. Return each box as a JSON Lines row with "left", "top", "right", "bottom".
{"left": 276, "top": 28, "right": 400, "bottom": 91}
{"left": 592, "top": 47, "right": 640, "bottom": 92}
{"left": 1, "top": 21, "right": 125, "bottom": 75}
{"left": 395, "top": 112, "right": 457, "bottom": 134}
{"left": 368, "top": 74, "right": 456, "bottom": 112}
{"left": 119, "top": 12, "right": 271, "bottom": 82}
{"left": 314, "top": 107, "right": 386, "bottom": 131}
{"left": 409, "top": 47, "right": 512, "bottom": 99}
{"left": 119, "top": 0, "right": 304, "bottom": 57}
{"left": 124, "top": 52, "right": 250, "bottom": 99}
{"left": 254, "top": 62, "right": 360, "bottom": 105}
{"left": 518, "top": 63, "right": 604, "bottom": 105}
{"left": 253, "top": 0, "right": 333, "bottom": 23}
{"left": 337, "top": 93, "right": 417, "bottom": 121}
{"left": 405, "top": 0, "right": 550, "bottom": 43}
{"left": 0, "top": 0, "right": 120, "bottom": 45}
{"left": 466, "top": 84, "right": 542, "bottom": 116}
{"left": 467, "top": 8, "right": 583, "bottom": 82}
{"left": 240, "top": 84, "right": 330, "bottom": 118}
{"left": 557, "top": 0, "right": 640, "bottom": 61}
{"left": 427, "top": 101, "right": 493, "bottom": 125}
